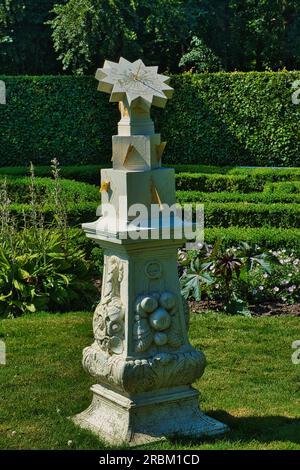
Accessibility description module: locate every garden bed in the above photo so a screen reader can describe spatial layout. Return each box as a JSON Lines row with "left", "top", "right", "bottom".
{"left": 189, "top": 301, "right": 300, "bottom": 316}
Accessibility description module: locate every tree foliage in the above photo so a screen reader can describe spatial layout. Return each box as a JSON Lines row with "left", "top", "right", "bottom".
{"left": 179, "top": 37, "right": 224, "bottom": 72}
{"left": 1, "top": 1, "right": 300, "bottom": 74}
{"left": 0, "top": 0, "right": 66, "bottom": 74}
{"left": 49, "top": 0, "right": 194, "bottom": 74}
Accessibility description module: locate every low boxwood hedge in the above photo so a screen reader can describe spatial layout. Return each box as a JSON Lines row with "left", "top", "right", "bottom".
{"left": 8, "top": 200, "right": 299, "bottom": 230}
{"left": 0, "top": 176, "right": 99, "bottom": 204}
{"left": 204, "top": 202, "right": 300, "bottom": 228}
{"left": 176, "top": 190, "right": 300, "bottom": 204}
{"left": 2, "top": 165, "right": 300, "bottom": 190}
{"left": 0, "top": 166, "right": 105, "bottom": 186}
{"left": 204, "top": 227, "right": 300, "bottom": 252}
{"left": 264, "top": 181, "right": 300, "bottom": 194}
{"left": 9, "top": 201, "right": 98, "bottom": 227}
{"left": 175, "top": 172, "right": 300, "bottom": 193}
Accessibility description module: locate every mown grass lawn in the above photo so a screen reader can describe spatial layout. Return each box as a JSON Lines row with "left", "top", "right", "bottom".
{"left": 0, "top": 312, "right": 299, "bottom": 450}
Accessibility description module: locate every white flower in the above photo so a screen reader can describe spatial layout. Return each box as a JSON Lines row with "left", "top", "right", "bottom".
{"left": 288, "top": 285, "right": 297, "bottom": 293}
{"left": 215, "top": 284, "right": 220, "bottom": 289}
{"left": 67, "top": 440, "right": 73, "bottom": 447}
{"left": 11, "top": 431, "right": 16, "bottom": 436}
{"left": 273, "top": 286, "right": 280, "bottom": 292}
{"left": 259, "top": 285, "right": 264, "bottom": 291}
{"left": 263, "top": 273, "right": 269, "bottom": 279}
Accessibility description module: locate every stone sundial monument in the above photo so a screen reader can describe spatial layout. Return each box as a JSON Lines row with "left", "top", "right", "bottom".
{"left": 73, "top": 57, "right": 228, "bottom": 445}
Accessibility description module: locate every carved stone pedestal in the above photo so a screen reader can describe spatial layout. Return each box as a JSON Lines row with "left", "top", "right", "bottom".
{"left": 73, "top": 237, "right": 228, "bottom": 445}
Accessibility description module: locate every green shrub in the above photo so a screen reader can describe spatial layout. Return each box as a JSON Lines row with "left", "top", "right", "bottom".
{"left": 176, "top": 173, "right": 262, "bottom": 192}
{"left": 204, "top": 202, "right": 300, "bottom": 228}
{"left": 0, "top": 176, "right": 99, "bottom": 204}
{"left": 2, "top": 164, "right": 300, "bottom": 189}
{"left": 8, "top": 200, "right": 299, "bottom": 231}
{"left": 0, "top": 228, "right": 97, "bottom": 317}
{"left": 155, "top": 72, "right": 300, "bottom": 167}
{"left": 177, "top": 190, "right": 300, "bottom": 204}
{"left": 174, "top": 166, "right": 300, "bottom": 177}
{"left": 8, "top": 201, "right": 97, "bottom": 227}
{"left": 264, "top": 181, "right": 300, "bottom": 193}
{"left": 204, "top": 227, "right": 300, "bottom": 251}
{"left": 227, "top": 167, "right": 300, "bottom": 177}
{"left": 0, "top": 165, "right": 105, "bottom": 185}
{"left": 0, "top": 167, "right": 99, "bottom": 317}
{"left": 175, "top": 171, "right": 300, "bottom": 193}
{"left": 0, "top": 76, "right": 117, "bottom": 167}
{"left": 2, "top": 72, "right": 300, "bottom": 166}
{"left": 179, "top": 242, "right": 300, "bottom": 314}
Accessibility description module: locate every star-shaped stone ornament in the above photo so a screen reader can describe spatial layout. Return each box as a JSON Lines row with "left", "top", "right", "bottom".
{"left": 95, "top": 57, "right": 174, "bottom": 109}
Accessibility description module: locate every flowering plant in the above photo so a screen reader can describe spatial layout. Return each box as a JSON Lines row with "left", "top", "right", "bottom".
{"left": 179, "top": 241, "right": 299, "bottom": 315}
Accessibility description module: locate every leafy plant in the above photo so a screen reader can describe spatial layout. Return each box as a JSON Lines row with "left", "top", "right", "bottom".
{"left": 0, "top": 230, "right": 96, "bottom": 317}
{"left": 0, "top": 162, "right": 97, "bottom": 317}
{"left": 180, "top": 240, "right": 278, "bottom": 316}
{"left": 179, "top": 36, "right": 223, "bottom": 72}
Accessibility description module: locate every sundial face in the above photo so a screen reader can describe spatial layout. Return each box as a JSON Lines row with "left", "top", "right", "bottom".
{"left": 95, "top": 57, "right": 173, "bottom": 109}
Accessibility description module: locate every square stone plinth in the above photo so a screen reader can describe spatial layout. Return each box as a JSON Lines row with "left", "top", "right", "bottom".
{"left": 72, "top": 384, "right": 229, "bottom": 446}
{"left": 100, "top": 167, "right": 176, "bottom": 222}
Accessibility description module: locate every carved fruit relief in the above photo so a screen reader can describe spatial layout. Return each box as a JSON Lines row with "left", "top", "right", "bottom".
{"left": 133, "top": 291, "right": 184, "bottom": 353}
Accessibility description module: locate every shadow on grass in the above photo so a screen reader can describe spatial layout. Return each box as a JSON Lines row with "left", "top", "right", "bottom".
{"left": 166, "top": 410, "right": 300, "bottom": 447}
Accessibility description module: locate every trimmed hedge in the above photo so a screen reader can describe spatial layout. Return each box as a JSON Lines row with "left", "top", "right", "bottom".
{"left": 7, "top": 200, "right": 299, "bottom": 230}
{"left": 204, "top": 202, "right": 300, "bottom": 228}
{"left": 9, "top": 201, "right": 97, "bottom": 227}
{"left": 0, "top": 164, "right": 220, "bottom": 179}
{"left": 175, "top": 172, "right": 300, "bottom": 192}
{"left": 0, "top": 176, "right": 99, "bottom": 204}
{"left": 0, "top": 165, "right": 105, "bottom": 185}
{"left": 1, "top": 164, "right": 300, "bottom": 190}
{"left": 176, "top": 190, "right": 300, "bottom": 204}
{"left": 2, "top": 71, "right": 300, "bottom": 166}
{"left": 264, "top": 181, "right": 300, "bottom": 194}
{"left": 204, "top": 227, "right": 300, "bottom": 252}
{"left": 0, "top": 76, "right": 117, "bottom": 167}
{"left": 156, "top": 72, "right": 300, "bottom": 167}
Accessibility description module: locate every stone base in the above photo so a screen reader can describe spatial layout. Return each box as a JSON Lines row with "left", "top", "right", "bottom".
{"left": 72, "top": 384, "right": 229, "bottom": 446}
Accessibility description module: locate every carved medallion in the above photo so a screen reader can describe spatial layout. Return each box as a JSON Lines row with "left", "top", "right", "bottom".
{"left": 145, "top": 260, "right": 162, "bottom": 279}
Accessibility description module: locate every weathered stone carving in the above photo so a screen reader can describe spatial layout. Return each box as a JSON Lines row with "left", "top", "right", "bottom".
{"left": 82, "top": 341, "right": 206, "bottom": 395}
{"left": 144, "top": 260, "right": 162, "bottom": 279}
{"left": 133, "top": 290, "right": 184, "bottom": 353}
{"left": 93, "top": 256, "right": 125, "bottom": 355}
